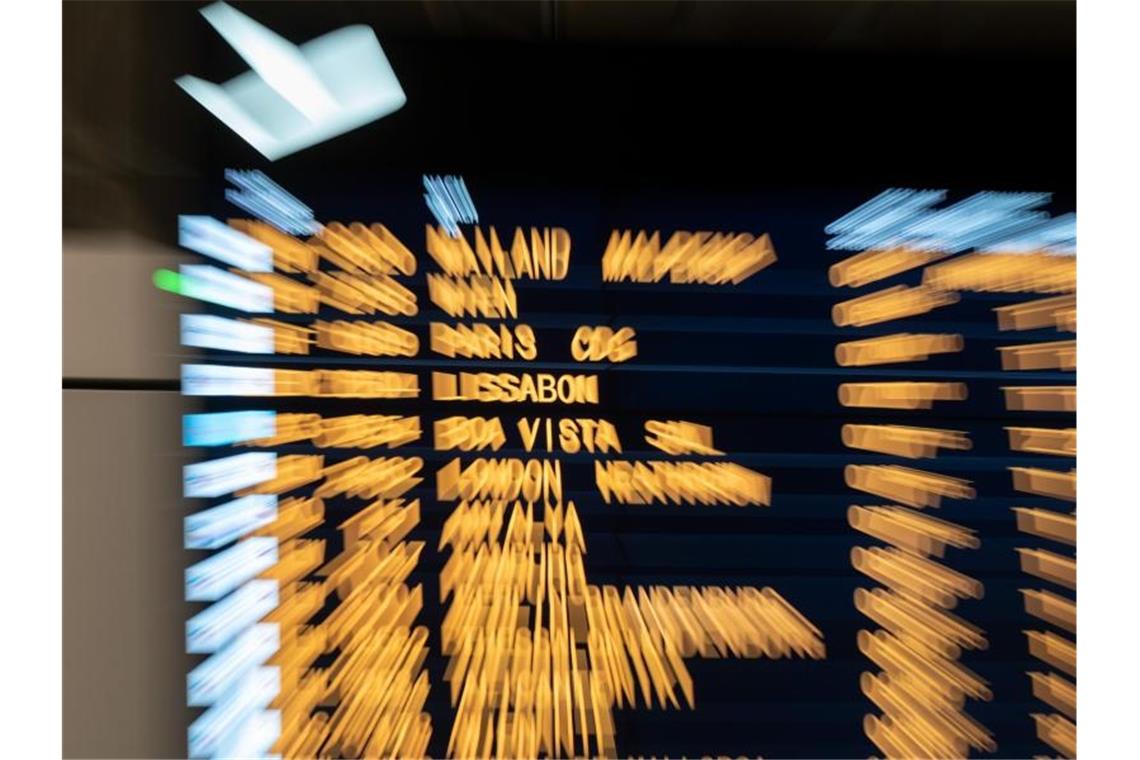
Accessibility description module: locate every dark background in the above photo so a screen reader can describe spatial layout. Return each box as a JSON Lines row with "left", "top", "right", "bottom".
{"left": 63, "top": 2, "right": 1075, "bottom": 758}
{"left": 65, "top": 0, "right": 1075, "bottom": 237}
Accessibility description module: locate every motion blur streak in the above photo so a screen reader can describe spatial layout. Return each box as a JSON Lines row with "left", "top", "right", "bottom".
{"left": 181, "top": 315, "right": 276, "bottom": 354}
{"left": 994, "top": 294, "right": 1076, "bottom": 332}
{"left": 184, "top": 411, "right": 278, "bottom": 447}
{"left": 826, "top": 189, "right": 1057, "bottom": 253}
{"left": 424, "top": 175, "right": 478, "bottom": 238}
{"left": 997, "top": 339, "right": 1076, "bottom": 371}
{"left": 438, "top": 498, "right": 824, "bottom": 759}
{"left": 601, "top": 229, "right": 777, "bottom": 284}
{"left": 831, "top": 285, "right": 959, "bottom": 327}
{"left": 845, "top": 464, "right": 975, "bottom": 510}
{"left": 829, "top": 247, "right": 950, "bottom": 288}
{"left": 835, "top": 333, "right": 963, "bottom": 367}
{"left": 841, "top": 424, "right": 971, "bottom": 459}
{"left": 838, "top": 382, "right": 968, "bottom": 410}
{"left": 923, "top": 252, "right": 1076, "bottom": 294}
{"left": 239, "top": 413, "right": 421, "bottom": 449}
{"left": 175, "top": 265, "right": 275, "bottom": 312}
{"left": 226, "top": 169, "right": 319, "bottom": 237}
{"left": 179, "top": 215, "right": 274, "bottom": 271}
{"left": 828, "top": 189, "right": 1006, "bottom": 759}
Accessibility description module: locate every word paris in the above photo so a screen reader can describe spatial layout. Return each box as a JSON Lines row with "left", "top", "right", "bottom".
{"left": 173, "top": 174, "right": 819, "bottom": 760}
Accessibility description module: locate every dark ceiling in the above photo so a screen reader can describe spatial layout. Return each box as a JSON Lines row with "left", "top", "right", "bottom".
{"left": 177, "top": 1, "right": 1075, "bottom": 51}
{"left": 63, "top": 1, "right": 1075, "bottom": 239}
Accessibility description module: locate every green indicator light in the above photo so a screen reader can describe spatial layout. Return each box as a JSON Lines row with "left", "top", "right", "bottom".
{"left": 153, "top": 268, "right": 184, "bottom": 295}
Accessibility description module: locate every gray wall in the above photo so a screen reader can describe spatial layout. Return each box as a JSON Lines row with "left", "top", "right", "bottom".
{"left": 63, "top": 234, "right": 198, "bottom": 758}
{"left": 63, "top": 233, "right": 192, "bottom": 382}
{"left": 63, "top": 4, "right": 203, "bottom": 753}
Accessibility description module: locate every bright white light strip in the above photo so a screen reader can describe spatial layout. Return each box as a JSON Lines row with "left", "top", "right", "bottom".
{"left": 182, "top": 365, "right": 276, "bottom": 397}
{"left": 184, "top": 452, "right": 276, "bottom": 498}
{"left": 199, "top": 2, "right": 338, "bottom": 122}
{"left": 188, "top": 623, "right": 279, "bottom": 707}
{"left": 184, "top": 411, "right": 277, "bottom": 447}
{"left": 187, "top": 579, "right": 279, "bottom": 654}
{"left": 186, "top": 537, "right": 278, "bottom": 602}
{"left": 180, "top": 265, "right": 274, "bottom": 313}
{"left": 181, "top": 315, "right": 276, "bottom": 354}
{"left": 188, "top": 666, "right": 280, "bottom": 758}
{"left": 175, "top": 2, "right": 406, "bottom": 161}
{"left": 214, "top": 709, "right": 282, "bottom": 760}
{"left": 185, "top": 495, "right": 278, "bottom": 550}
{"left": 179, "top": 215, "right": 274, "bottom": 271}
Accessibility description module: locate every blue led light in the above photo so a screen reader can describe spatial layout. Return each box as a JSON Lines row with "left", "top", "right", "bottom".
{"left": 183, "top": 411, "right": 277, "bottom": 447}
{"left": 981, "top": 212, "right": 1076, "bottom": 255}
{"left": 825, "top": 189, "right": 946, "bottom": 238}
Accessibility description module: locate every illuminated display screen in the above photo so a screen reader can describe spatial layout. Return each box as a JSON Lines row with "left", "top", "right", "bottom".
{"left": 171, "top": 172, "right": 1076, "bottom": 760}
{"left": 53, "top": 0, "right": 1081, "bottom": 755}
